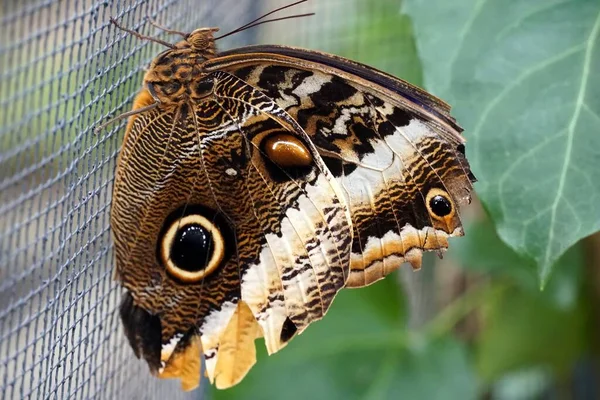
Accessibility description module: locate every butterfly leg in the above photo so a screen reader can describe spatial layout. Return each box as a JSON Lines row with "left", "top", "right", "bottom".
{"left": 94, "top": 84, "right": 161, "bottom": 134}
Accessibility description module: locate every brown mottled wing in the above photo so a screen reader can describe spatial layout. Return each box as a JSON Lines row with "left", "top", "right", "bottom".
{"left": 111, "top": 71, "right": 352, "bottom": 390}
{"left": 207, "top": 45, "right": 474, "bottom": 288}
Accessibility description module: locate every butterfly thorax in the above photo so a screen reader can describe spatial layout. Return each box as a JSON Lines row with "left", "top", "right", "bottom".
{"left": 142, "top": 27, "right": 219, "bottom": 104}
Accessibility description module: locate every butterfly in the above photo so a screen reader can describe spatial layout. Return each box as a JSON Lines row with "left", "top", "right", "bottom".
{"left": 104, "top": 1, "right": 474, "bottom": 392}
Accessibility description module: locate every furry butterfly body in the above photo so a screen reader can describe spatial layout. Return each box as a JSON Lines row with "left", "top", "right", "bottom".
{"left": 109, "top": 19, "right": 474, "bottom": 391}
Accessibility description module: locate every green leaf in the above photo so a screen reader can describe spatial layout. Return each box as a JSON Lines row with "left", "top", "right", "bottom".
{"left": 212, "top": 279, "right": 477, "bottom": 400}
{"left": 404, "top": 0, "right": 600, "bottom": 284}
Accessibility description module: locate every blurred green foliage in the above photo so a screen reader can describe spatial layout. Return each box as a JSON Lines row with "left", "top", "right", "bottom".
{"left": 211, "top": 0, "right": 599, "bottom": 399}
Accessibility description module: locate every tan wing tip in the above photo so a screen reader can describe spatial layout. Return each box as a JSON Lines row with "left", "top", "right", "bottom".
{"left": 213, "top": 301, "right": 262, "bottom": 389}
{"left": 405, "top": 248, "right": 423, "bottom": 270}
{"left": 157, "top": 335, "right": 203, "bottom": 391}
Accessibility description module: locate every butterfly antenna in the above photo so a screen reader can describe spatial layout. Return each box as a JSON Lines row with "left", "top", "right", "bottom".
{"left": 215, "top": 0, "right": 313, "bottom": 40}
{"left": 226, "top": 0, "right": 308, "bottom": 33}
{"left": 215, "top": 13, "right": 314, "bottom": 40}
{"left": 110, "top": 17, "right": 176, "bottom": 49}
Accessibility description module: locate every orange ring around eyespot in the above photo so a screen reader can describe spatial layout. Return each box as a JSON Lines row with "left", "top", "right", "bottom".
{"left": 425, "top": 188, "right": 456, "bottom": 222}
{"left": 160, "top": 214, "right": 225, "bottom": 283}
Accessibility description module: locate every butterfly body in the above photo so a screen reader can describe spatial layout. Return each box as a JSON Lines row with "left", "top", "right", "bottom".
{"left": 110, "top": 26, "right": 474, "bottom": 391}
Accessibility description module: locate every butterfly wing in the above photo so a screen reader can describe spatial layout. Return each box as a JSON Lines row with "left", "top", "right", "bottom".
{"left": 206, "top": 45, "right": 475, "bottom": 288}
{"left": 113, "top": 42, "right": 474, "bottom": 391}
{"left": 111, "top": 71, "right": 352, "bottom": 390}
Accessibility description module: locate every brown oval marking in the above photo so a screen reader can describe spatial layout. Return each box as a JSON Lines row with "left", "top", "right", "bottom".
{"left": 263, "top": 133, "right": 313, "bottom": 168}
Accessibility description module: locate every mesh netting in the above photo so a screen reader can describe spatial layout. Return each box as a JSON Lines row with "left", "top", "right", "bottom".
{"left": 0, "top": 0, "right": 401, "bottom": 398}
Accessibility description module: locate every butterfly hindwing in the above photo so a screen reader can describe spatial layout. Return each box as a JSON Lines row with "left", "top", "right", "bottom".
{"left": 112, "top": 70, "right": 352, "bottom": 390}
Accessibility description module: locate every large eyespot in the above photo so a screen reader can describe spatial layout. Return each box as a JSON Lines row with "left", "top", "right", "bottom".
{"left": 260, "top": 132, "right": 313, "bottom": 182}
{"left": 426, "top": 188, "right": 455, "bottom": 219}
{"left": 160, "top": 214, "right": 224, "bottom": 282}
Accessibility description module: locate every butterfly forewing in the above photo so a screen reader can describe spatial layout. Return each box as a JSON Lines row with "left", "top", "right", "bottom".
{"left": 205, "top": 49, "right": 473, "bottom": 287}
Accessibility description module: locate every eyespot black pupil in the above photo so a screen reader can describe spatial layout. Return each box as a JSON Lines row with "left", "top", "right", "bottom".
{"left": 430, "top": 195, "right": 452, "bottom": 217}
{"left": 171, "top": 224, "right": 213, "bottom": 272}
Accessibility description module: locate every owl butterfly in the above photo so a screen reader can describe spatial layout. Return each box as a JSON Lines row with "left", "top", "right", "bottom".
{"left": 105, "top": 1, "right": 474, "bottom": 392}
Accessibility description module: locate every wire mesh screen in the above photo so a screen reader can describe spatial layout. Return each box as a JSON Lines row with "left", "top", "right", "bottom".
{"left": 0, "top": 0, "right": 405, "bottom": 398}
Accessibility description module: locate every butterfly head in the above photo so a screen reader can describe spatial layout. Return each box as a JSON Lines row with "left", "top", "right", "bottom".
{"left": 143, "top": 27, "right": 219, "bottom": 104}
{"left": 185, "top": 28, "right": 219, "bottom": 52}
{"left": 180, "top": 27, "right": 219, "bottom": 58}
